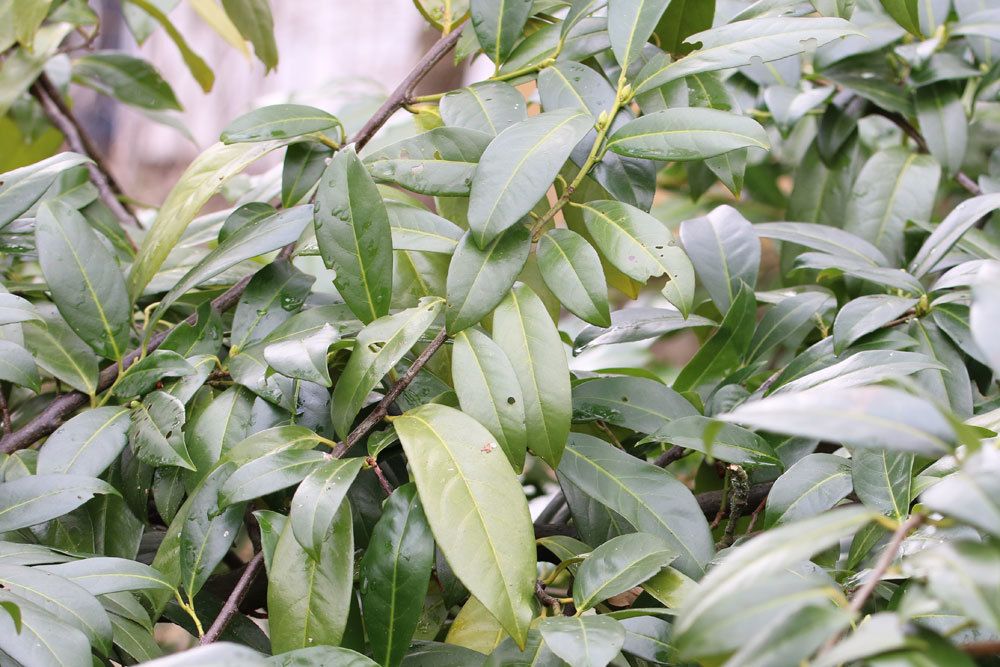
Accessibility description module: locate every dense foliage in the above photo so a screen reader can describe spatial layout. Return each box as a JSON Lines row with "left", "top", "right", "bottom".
{"left": 2, "top": 0, "right": 1000, "bottom": 664}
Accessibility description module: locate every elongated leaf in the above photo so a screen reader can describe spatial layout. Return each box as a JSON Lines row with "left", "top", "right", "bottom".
{"left": 452, "top": 329, "right": 527, "bottom": 471}
{"left": 680, "top": 205, "right": 760, "bottom": 312}
{"left": 446, "top": 594, "right": 507, "bottom": 653}
{"left": 537, "top": 228, "right": 610, "bottom": 326}
{"left": 879, "top": 0, "right": 921, "bottom": 34}
{"left": 331, "top": 297, "right": 443, "bottom": 439}
{"left": 539, "top": 615, "right": 625, "bottom": 667}
{"left": 0, "top": 339, "right": 39, "bottom": 392}
{"left": 0, "top": 474, "right": 117, "bottom": 532}
{"left": 721, "top": 386, "right": 954, "bottom": 455}
{"left": 282, "top": 141, "right": 332, "bottom": 207}
{"left": 915, "top": 82, "right": 967, "bottom": 176}
{"left": 36, "top": 199, "right": 131, "bottom": 360}
{"left": 0, "top": 293, "right": 41, "bottom": 326}
{"left": 446, "top": 225, "right": 530, "bottom": 334}
{"left": 180, "top": 463, "right": 244, "bottom": 597}
{"left": 635, "top": 17, "right": 859, "bottom": 93}
{"left": 773, "top": 350, "right": 945, "bottom": 395}
{"left": 573, "top": 533, "right": 675, "bottom": 611}
{"left": 394, "top": 404, "right": 536, "bottom": 648}
{"left": 852, "top": 448, "right": 913, "bottom": 521}
{"left": 72, "top": 51, "right": 180, "bottom": 111}
{"left": 765, "top": 453, "right": 853, "bottom": 527}
{"left": 365, "top": 127, "right": 491, "bottom": 196}
{"left": 289, "top": 457, "right": 364, "bottom": 560}
{"left": 832, "top": 294, "right": 917, "bottom": 354}
{"left": 221, "top": 0, "right": 278, "bottom": 70}
{"left": 0, "top": 594, "right": 91, "bottom": 667}
{"left": 39, "top": 557, "right": 172, "bottom": 595}
{"left": 492, "top": 284, "right": 570, "bottom": 468}
{"left": 359, "top": 484, "right": 434, "bottom": 667}
{"left": 386, "top": 201, "right": 463, "bottom": 254}
{"left": 921, "top": 447, "right": 1000, "bottom": 537}
{"left": 37, "top": 406, "right": 130, "bottom": 477}
{"left": 607, "top": 109, "right": 769, "bottom": 161}
{"left": 269, "top": 502, "right": 354, "bottom": 653}
{"left": 263, "top": 323, "right": 340, "bottom": 386}
{"left": 845, "top": 148, "right": 940, "bottom": 265}
{"left": 755, "top": 221, "right": 890, "bottom": 267}
{"left": 440, "top": 81, "right": 527, "bottom": 136}
{"left": 640, "top": 416, "right": 781, "bottom": 467}
{"left": 316, "top": 146, "right": 394, "bottom": 323}
{"left": 574, "top": 307, "right": 715, "bottom": 352}
{"left": 129, "top": 391, "right": 195, "bottom": 470}
{"left": 471, "top": 0, "right": 532, "bottom": 63}
{"left": 23, "top": 315, "right": 99, "bottom": 395}
{"left": 220, "top": 449, "right": 326, "bottom": 506}
{"left": 124, "top": 0, "right": 214, "bottom": 91}
{"left": 745, "top": 291, "right": 833, "bottom": 363}
{"left": 796, "top": 252, "right": 925, "bottom": 293}
{"left": 558, "top": 433, "right": 714, "bottom": 577}
{"left": 608, "top": 0, "right": 670, "bottom": 69}
{"left": 578, "top": 199, "right": 695, "bottom": 315}
{"left": 573, "top": 375, "right": 697, "bottom": 433}
{"left": 129, "top": 140, "right": 285, "bottom": 299}
{"left": 910, "top": 193, "right": 1000, "bottom": 277}
{"left": 468, "top": 109, "right": 593, "bottom": 247}
{"left": 673, "top": 285, "right": 756, "bottom": 392}
{"left": 972, "top": 261, "right": 1000, "bottom": 375}
{"left": 0, "top": 152, "right": 90, "bottom": 230}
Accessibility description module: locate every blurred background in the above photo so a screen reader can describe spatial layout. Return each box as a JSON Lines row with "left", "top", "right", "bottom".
{"left": 74, "top": 0, "right": 491, "bottom": 204}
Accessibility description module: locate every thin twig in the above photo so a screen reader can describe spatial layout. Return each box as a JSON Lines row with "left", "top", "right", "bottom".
{"left": 846, "top": 513, "right": 924, "bottom": 615}
{"left": 30, "top": 74, "right": 141, "bottom": 249}
{"left": 0, "top": 384, "right": 11, "bottom": 435}
{"left": 718, "top": 465, "right": 748, "bottom": 549}
{"left": 960, "top": 641, "right": 1000, "bottom": 657}
{"left": 331, "top": 328, "right": 449, "bottom": 458}
{"left": 654, "top": 445, "right": 686, "bottom": 467}
{"left": 744, "top": 495, "right": 768, "bottom": 535}
{"left": 367, "top": 456, "right": 395, "bottom": 496}
{"left": 199, "top": 551, "right": 265, "bottom": 645}
{"left": 535, "top": 580, "right": 561, "bottom": 611}
{"left": 0, "top": 27, "right": 465, "bottom": 454}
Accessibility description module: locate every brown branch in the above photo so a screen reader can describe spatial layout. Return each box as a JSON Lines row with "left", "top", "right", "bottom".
{"left": 846, "top": 513, "right": 924, "bottom": 615}
{"left": 0, "top": 384, "right": 11, "bottom": 435}
{"left": 331, "top": 328, "right": 449, "bottom": 458}
{"left": 0, "top": 27, "right": 465, "bottom": 454}
{"left": 654, "top": 445, "right": 686, "bottom": 467}
{"left": 367, "top": 456, "right": 396, "bottom": 496}
{"left": 960, "top": 641, "right": 1000, "bottom": 657}
{"left": 30, "top": 74, "right": 140, "bottom": 250}
{"left": 199, "top": 551, "right": 264, "bottom": 645}
{"left": 535, "top": 580, "right": 561, "bottom": 610}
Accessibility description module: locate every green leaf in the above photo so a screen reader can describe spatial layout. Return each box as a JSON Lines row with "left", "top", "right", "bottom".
{"left": 268, "top": 502, "right": 354, "bottom": 653}
{"left": 573, "top": 532, "right": 676, "bottom": 611}
{"left": 672, "top": 506, "right": 872, "bottom": 653}
{"left": 573, "top": 375, "right": 698, "bottom": 434}
{"left": 673, "top": 284, "right": 756, "bottom": 392}
{"left": 36, "top": 199, "right": 131, "bottom": 360}
{"left": 607, "top": 109, "right": 769, "bottom": 161}
{"left": 608, "top": 0, "right": 671, "bottom": 69}
{"left": 879, "top": 0, "right": 921, "bottom": 34}
{"left": 0, "top": 339, "right": 39, "bottom": 392}
{"left": 634, "top": 17, "right": 859, "bottom": 93}
{"left": 264, "top": 646, "right": 381, "bottom": 666}
{"left": 558, "top": 433, "right": 714, "bottom": 577}
{"left": 129, "top": 391, "right": 195, "bottom": 469}
{"left": 795, "top": 252, "right": 924, "bottom": 293}
{"left": 331, "top": 297, "right": 443, "bottom": 439}
{"left": 394, "top": 404, "right": 536, "bottom": 648}
{"left": 467, "top": 109, "right": 593, "bottom": 247}
{"left": 0, "top": 564, "right": 112, "bottom": 656}
{"left": 315, "top": 146, "right": 394, "bottom": 323}
{"left": 640, "top": 416, "right": 781, "bottom": 467}
{"left": 412, "top": 0, "right": 470, "bottom": 32}
{"left": 909, "top": 193, "right": 1000, "bottom": 278}
{"left": 73, "top": 51, "right": 181, "bottom": 110}
{"left": 366, "top": 127, "right": 491, "bottom": 196}
{"left": 914, "top": 82, "right": 967, "bottom": 176}
{"left": 573, "top": 307, "right": 715, "bottom": 352}
{"left": 359, "top": 484, "right": 434, "bottom": 667}
{"left": 221, "top": 0, "right": 278, "bottom": 70}
{"left": 764, "top": 453, "right": 853, "bottom": 527}
{"left": 39, "top": 557, "right": 172, "bottom": 594}
{"left": 124, "top": 0, "right": 215, "bottom": 91}
{"left": 915, "top": 540, "right": 1000, "bottom": 635}
{"left": 445, "top": 225, "right": 530, "bottom": 334}
{"left": 577, "top": 200, "right": 695, "bottom": 315}
{"left": 290, "top": 457, "right": 365, "bottom": 560}
{"left": 387, "top": 200, "right": 463, "bottom": 254}
{"left": 972, "top": 261, "right": 1000, "bottom": 376}
{"left": 0, "top": 593, "right": 91, "bottom": 667}
{"left": 230, "top": 261, "right": 315, "bottom": 352}
{"left": 0, "top": 473, "right": 117, "bottom": 532}
{"left": 263, "top": 323, "right": 340, "bottom": 386}
{"left": 152, "top": 205, "right": 313, "bottom": 325}
{"left": 539, "top": 616, "right": 625, "bottom": 667}
{"left": 222, "top": 104, "right": 339, "bottom": 144}
{"left": 721, "top": 386, "right": 954, "bottom": 456}
{"left": 113, "top": 350, "right": 195, "bottom": 398}
{"left": 619, "top": 615, "right": 673, "bottom": 664}
{"left": 24, "top": 312, "right": 98, "bottom": 394}
{"left": 470, "top": 0, "right": 533, "bottom": 63}
{"left": 440, "top": 81, "right": 527, "bottom": 136}
{"left": 537, "top": 229, "right": 610, "bottom": 326}
{"left": 36, "top": 406, "right": 130, "bottom": 476}
{"left": 452, "top": 329, "right": 528, "bottom": 471}
{"left": 679, "top": 205, "right": 760, "bottom": 312}
{"left": 220, "top": 449, "right": 326, "bottom": 507}
{"left": 755, "top": 222, "right": 890, "bottom": 267}
{"left": 772, "top": 349, "right": 945, "bottom": 395}
{"left": 0, "top": 152, "right": 90, "bottom": 230}
{"left": 128, "top": 140, "right": 285, "bottom": 300}
{"left": 0, "top": 293, "right": 41, "bottom": 326}
{"left": 844, "top": 148, "right": 940, "bottom": 265}
{"left": 851, "top": 448, "right": 913, "bottom": 521}
{"left": 492, "top": 284, "right": 571, "bottom": 468}
{"left": 832, "top": 294, "right": 918, "bottom": 354}
{"left": 184, "top": 386, "right": 255, "bottom": 479}
{"left": 180, "top": 463, "right": 245, "bottom": 597}
{"left": 446, "top": 594, "right": 508, "bottom": 653}
{"left": 745, "top": 291, "right": 834, "bottom": 363}
{"left": 921, "top": 447, "right": 1000, "bottom": 537}
{"left": 282, "top": 141, "right": 333, "bottom": 207}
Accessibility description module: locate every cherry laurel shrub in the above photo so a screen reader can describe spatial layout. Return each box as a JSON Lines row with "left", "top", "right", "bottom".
{"left": 1, "top": 0, "right": 1000, "bottom": 665}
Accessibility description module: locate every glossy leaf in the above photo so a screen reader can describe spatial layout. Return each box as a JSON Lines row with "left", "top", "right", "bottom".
{"left": 537, "top": 228, "right": 610, "bottom": 326}
{"left": 470, "top": 0, "right": 533, "bottom": 63}
{"left": 366, "top": 127, "right": 491, "bottom": 196}
{"left": 607, "top": 108, "right": 769, "bottom": 161}
{"left": 573, "top": 532, "right": 676, "bottom": 611}
{"left": 680, "top": 205, "right": 760, "bottom": 312}
{"left": 37, "top": 406, "right": 130, "bottom": 477}
{"left": 539, "top": 615, "right": 626, "bottom": 667}
{"left": 446, "top": 225, "right": 530, "bottom": 334}
{"left": 0, "top": 474, "right": 117, "bottom": 533}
